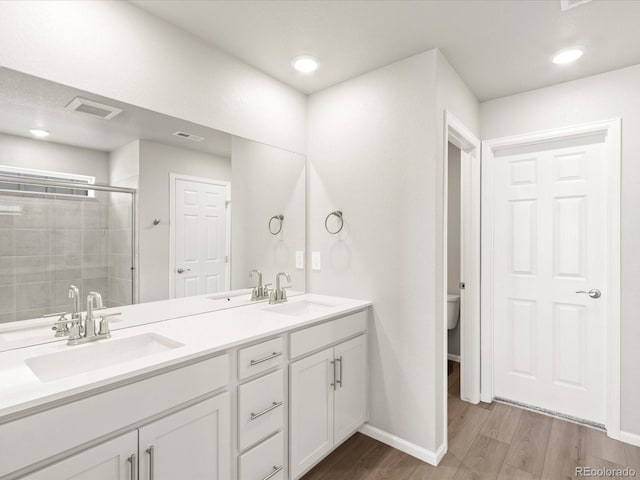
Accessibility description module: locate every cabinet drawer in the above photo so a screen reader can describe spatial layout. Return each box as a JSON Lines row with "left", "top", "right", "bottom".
{"left": 290, "top": 310, "right": 367, "bottom": 359}
{"left": 239, "top": 432, "right": 285, "bottom": 480}
{"left": 238, "top": 337, "right": 284, "bottom": 380}
{"left": 238, "top": 370, "right": 284, "bottom": 450}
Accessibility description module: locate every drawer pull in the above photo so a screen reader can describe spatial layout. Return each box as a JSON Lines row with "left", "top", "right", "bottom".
{"left": 250, "top": 401, "right": 283, "bottom": 421}
{"left": 262, "top": 465, "right": 284, "bottom": 480}
{"left": 128, "top": 453, "right": 137, "bottom": 480}
{"left": 250, "top": 351, "right": 283, "bottom": 366}
{"left": 146, "top": 445, "right": 155, "bottom": 480}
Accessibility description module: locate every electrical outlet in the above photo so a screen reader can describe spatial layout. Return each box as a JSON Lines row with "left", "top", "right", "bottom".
{"left": 312, "top": 251, "right": 321, "bottom": 271}
{"left": 296, "top": 251, "right": 305, "bottom": 269}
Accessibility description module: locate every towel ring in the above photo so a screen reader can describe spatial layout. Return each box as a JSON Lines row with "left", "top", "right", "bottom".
{"left": 325, "top": 210, "right": 344, "bottom": 235}
{"left": 269, "top": 214, "right": 284, "bottom": 235}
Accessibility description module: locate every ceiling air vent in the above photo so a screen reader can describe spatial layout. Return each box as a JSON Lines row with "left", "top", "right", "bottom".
{"left": 65, "top": 97, "right": 123, "bottom": 120}
{"left": 173, "top": 131, "right": 205, "bottom": 142}
{"left": 560, "top": 0, "right": 592, "bottom": 11}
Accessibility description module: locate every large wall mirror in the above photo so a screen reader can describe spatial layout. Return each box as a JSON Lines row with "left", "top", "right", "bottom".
{"left": 0, "top": 68, "right": 306, "bottom": 350}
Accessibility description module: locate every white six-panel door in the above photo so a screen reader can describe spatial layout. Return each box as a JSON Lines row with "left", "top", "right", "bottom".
{"left": 492, "top": 140, "right": 606, "bottom": 424}
{"left": 173, "top": 177, "right": 229, "bottom": 298}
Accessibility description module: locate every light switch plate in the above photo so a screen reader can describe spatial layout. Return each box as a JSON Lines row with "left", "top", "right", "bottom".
{"left": 312, "top": 251, "right": 321, "bottom": 271}
{"left": 295, "top": 251, "right": 305, "bottom": 269}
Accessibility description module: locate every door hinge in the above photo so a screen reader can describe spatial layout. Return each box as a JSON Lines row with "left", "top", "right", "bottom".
{"left": 459, "top": 282, "right": 466, "bottom": 290}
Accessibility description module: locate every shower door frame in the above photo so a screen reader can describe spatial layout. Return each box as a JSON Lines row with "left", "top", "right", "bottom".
{"left": 0, "top": 174, "right": 138, "bottom": 305}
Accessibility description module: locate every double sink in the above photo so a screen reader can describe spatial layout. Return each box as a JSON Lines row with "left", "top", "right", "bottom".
{"left": 23, "top": 300, "right": 338, "bottom": 383}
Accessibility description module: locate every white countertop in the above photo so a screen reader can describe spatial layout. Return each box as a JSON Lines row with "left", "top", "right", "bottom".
{"left": 0, "top": 294, "right": 371, "bottom": 420}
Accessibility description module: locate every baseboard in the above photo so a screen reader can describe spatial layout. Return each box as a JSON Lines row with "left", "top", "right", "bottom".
{"left": 358, "top": 423, "right": 445, "bottom": 466}
{"left": 447, "top": 354, "right": 460, "bottom": 363}
{"left": 620, "top": 430, "right": 640, "bottom": 447}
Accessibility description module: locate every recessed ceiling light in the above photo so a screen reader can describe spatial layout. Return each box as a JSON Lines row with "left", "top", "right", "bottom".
{"left": 29, "top": 128, "right": 50, "bottom": 138}
{"left": 292, "top": 55, "right": 319, "bottom": 73}
{"left": 552, "top": 47, "right": 584, "bottom": 65}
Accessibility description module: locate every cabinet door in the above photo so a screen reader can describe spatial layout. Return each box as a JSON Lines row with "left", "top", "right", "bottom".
{"left": 20, "top": 431, "right": 137, "bottom": 480}
{"left": 334, "top": 335, "right": 367, "bottom": 444}
{"left": 139, "top": 393, "right": 230, "bottom": 480}
{"left": 289, "top": 348, "right": 334, "bottom": 479}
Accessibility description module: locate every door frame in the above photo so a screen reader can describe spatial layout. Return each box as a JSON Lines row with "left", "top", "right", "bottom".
{"left": 480, "top": 118, "right": 621, "bottom": 438}
{"left": 441, "top": 110, "right": 483, "bottom": 463}
{"left": 169, "top": 173, "right": 231, "bottom": 299}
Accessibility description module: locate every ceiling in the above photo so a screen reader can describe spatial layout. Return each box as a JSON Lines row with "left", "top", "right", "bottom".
{"left": 0, "top": 68, "right": 231, "bottom": 157}
{"left": 131, "top": 0, "right": 640, "bottom": 101}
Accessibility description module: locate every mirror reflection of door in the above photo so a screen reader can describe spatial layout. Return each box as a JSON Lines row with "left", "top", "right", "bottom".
{"left": 171, "top": 175, "right": 230, "bottom": 298}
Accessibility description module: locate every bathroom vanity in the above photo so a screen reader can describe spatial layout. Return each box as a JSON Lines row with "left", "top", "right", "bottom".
{"left": 0, "top": 294, "right": 371, "bottom": 480}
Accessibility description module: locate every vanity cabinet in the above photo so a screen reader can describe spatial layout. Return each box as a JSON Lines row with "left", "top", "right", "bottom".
{"left": 3, "top": 301, "right": 370, "bottom": 480}
{"left": 289, "top": 334, "right": 367, "bottom": 479}
{"left": 18, "top": 431, "right": 137, "bottom": 480}
{"left": 17, "top": 394, "right": 230, "bottom": 480}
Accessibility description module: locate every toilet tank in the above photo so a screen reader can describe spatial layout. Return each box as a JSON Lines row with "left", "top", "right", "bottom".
{"left": 447, "top": 294, "right": 460, "bottom": 330}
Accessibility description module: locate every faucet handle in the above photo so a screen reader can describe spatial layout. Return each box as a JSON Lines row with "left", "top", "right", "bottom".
{"left": 45, "top": 312, "right": 71, "bottom": 336}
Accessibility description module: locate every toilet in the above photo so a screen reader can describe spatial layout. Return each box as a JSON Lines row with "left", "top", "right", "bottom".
{"left": 447, "top": 293, "right": 460, "bottom": 376}
{"left": 447, "top": 294, "right": 460, "bottom": 330}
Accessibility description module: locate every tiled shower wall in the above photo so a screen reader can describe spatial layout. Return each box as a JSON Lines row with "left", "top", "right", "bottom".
{"left": 0, "top": 190, "right": 133, "bottom": 322}
{"left": 108, "top": 191, "right": 133, "bottom": 307}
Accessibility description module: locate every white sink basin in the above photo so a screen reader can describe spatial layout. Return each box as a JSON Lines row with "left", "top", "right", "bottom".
{"left": 25, "top": 333, "right": 184, "bottom": 382}
{"left": 265, "top": 300, "right": 338, "bottom": 317}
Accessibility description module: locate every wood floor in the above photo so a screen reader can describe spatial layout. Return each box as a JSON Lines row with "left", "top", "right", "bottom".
{"left": 302, "top": 362, "right": 640, "bottom": 480}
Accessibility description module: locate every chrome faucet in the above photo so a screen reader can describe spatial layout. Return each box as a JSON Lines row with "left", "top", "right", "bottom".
{"left": 249, "top": 269, "right": 270, "bottom": 301}
{"left": 269, "top": 272, "right": 291, "bottom": 304}
{"left": 68, "top": 285, "right": 81, "bottom": 321}
{"left": 85, "top": 292, "right": 104, "bottom": 339}
{"left": 48, "top": 286, "right": 119, "bottom": 345}
{"left": 68, "top": 290, "right": 119, "bottom": 346}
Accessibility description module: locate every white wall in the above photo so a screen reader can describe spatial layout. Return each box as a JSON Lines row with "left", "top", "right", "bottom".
{"left": 137, "top": 140, "right": 231, "bottom": 303}
{"left": 0, "top": 1, "right": 306, "bottom": 154}
{"left": 231, "top": 138, "right": 306, "bottom": 293}
{"left": 308, "top": 50, "right": 441, "bottom": 455}
{"left": 447, "top": 142, "right": 461, "bottom": 358}
{"left": 480, "top": 63, "right": 640, "bottom": 437}
{"left": 109, "top": 140, "right": 140, "bottom": 188}
{"left": 0, "top": 133, "right": 109, "bottom": 182}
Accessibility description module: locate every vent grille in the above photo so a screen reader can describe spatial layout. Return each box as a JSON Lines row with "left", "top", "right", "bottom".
{"left": 173, "top": 131, "right": 205, "bottom": 142}
{"left": 65, "top": 97, "right": 123, "bottom": 120}
{"left": 560, "top": 0, "right": 592, "bottom": 11}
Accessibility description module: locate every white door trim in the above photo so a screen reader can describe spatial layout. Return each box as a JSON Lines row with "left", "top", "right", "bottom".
{"left": 480, "top": 118, "right": 621, "bottom": 439}
{"left": 442, "top": 111, "right": 482, "bottom": 454}
{"left": 169, "top": 173, "right": 231, "bottom": 299}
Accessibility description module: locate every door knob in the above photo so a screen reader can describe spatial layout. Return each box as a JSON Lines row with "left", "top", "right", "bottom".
{"left": 576, "top": 289, "right": 601, "bottom": 299}
{"left": 177, "top": 268, "right": 191, "bottom": 274}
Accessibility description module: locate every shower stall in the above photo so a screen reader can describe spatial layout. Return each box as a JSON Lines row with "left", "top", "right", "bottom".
{"left": 0, "top": 174, "right": 136, "bottom": 323}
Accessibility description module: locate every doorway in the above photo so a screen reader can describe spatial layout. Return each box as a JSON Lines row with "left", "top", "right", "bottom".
{"left": 442, "top": 112, "right": 482, "bottom": 457}
{"left": 481, "top": 119, "right": 621, "bottom": 436}
{"left": 169, "top": 173, "right": 231, "bottom": 298}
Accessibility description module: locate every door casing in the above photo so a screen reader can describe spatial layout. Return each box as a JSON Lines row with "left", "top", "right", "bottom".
{"left": 441, "top": 111, "right": 482, "bottom": 460}
{"left": 480, "top": 118, "right": 621, "bottom": 439}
